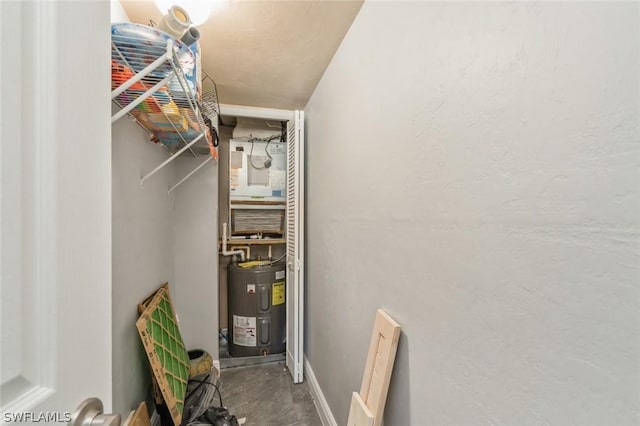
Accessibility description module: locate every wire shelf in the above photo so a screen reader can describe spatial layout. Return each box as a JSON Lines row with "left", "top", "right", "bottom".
{"left": 111, "top": 28, "right": 208, "bottom": 156}
{"left": 200, "top": 71, "right": 220, "bottom": 121}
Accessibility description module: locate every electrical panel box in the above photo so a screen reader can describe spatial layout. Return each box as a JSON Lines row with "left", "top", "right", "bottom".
{"left": 229, "top": 139, "right": 286, "bottom": 202}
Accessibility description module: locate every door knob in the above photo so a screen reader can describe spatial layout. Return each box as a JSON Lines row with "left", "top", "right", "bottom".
{"left": 69, "top": 398, "right": 121, "bottom": 426}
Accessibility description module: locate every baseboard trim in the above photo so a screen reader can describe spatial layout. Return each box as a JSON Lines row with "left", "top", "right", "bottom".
{"left": 304, "top": 356, "right": 338, "bottom": 426}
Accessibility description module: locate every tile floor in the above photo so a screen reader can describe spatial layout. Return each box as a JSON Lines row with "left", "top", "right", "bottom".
{"left": 218, "top": 362, "right": 322, "bottom": 426}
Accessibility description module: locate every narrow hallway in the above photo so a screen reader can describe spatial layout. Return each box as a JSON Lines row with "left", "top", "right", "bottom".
{"left": 219, "top": 363, "right": 322, "bottom": 426}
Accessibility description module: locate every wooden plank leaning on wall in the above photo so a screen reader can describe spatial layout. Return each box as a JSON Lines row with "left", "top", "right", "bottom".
{"left": 348, "top": 309, "right": 401, "bottom": 426}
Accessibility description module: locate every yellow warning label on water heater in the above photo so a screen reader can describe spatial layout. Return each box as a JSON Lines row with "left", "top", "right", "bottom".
{"left": 272, "top": 281, "right": 285, "bottom": 305}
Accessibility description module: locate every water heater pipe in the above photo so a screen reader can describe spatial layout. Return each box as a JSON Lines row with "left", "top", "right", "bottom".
{"left": 221, "top": 222, "right": 246, "bottom": 262}
{"left": 233, "top": 245, "right": 251, "bottom": 261}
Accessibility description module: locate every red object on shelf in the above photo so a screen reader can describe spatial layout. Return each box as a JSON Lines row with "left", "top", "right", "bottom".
{"left": 111, "top": 60, "right": 166, "bottom": 113}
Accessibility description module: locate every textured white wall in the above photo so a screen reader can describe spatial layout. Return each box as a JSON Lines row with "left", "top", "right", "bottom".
{"left": 304, "top": 2, "right": 640, "bottom": 425}
{"left": 110, "top": 0, "right": 128, "bottom": 22}
{"left": 173, "top": 156, "right": 219, "bottom": 358}
{"left": 112, "top": 114, "right": 176, "bottom": 417}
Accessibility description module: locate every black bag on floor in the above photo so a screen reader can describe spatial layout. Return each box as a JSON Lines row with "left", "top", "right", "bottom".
{"left": 200, "top": 407, "right": 239, "bottom": 426}
{"left": 181, "top": 369, "right": 240, "bottom": 426}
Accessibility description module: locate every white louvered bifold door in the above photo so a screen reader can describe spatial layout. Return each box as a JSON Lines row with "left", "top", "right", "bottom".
{"left": 286, "top": 110, "right": 304, "bottom": 383}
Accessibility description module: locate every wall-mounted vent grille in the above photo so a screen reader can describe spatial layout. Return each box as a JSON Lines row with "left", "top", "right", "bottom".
{"left": 231, "top": 209, "right": 285, "bottom": 235}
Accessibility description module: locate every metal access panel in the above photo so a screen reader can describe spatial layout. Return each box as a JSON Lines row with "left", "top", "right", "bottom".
{"left": 229, "top": 139, "right": 287, "bottom": 202}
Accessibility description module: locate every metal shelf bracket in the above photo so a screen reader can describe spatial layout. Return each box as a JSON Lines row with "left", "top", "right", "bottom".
{"left": 168, "top": 155, "right": 213, "bottom": 194}
{"left": 140, "top": 132, "right": 204, "bottom": 187}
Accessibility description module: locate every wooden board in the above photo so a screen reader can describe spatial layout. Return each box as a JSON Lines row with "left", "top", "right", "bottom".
{"left": 347, "top": 392, "right": 374, "bottom": 426}
{"left": 123, "top": 402, "right": 150, "bottom": 426}
{"left": 137, "top": 282, "right": 169, "bottom": 314}
{"left": 220, "top": 238, "right": 286, "bottom": 246}
{"left": 358, "top": 309, "right": 401, "bottom": 426}
{"left": 230, "top": 200, "right": 286, "bottom": 205}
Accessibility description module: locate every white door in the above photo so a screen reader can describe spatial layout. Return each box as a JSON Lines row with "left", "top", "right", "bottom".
{"left": 1, "top": 0, "right": 113, "bottom": 422}
{"left": 286, "top": 110, "right": 305, "bottom": 383}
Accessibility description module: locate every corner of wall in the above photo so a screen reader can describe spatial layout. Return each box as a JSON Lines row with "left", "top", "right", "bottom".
{"left": 304, "top": 356, "right": 338, "bottom": 426}
{"left": 172, "top": 156, "right": 220, "bottom": 359}
{"left": 111, "top": 115, "right": 177, "bottom": 417}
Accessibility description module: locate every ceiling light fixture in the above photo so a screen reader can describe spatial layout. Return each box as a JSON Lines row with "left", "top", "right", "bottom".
{"left": 154, "top": 0, "right": 214, "bottom": 26}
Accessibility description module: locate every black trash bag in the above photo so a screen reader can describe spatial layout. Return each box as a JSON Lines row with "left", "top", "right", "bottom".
{"left": 199, "top": 406, "right": 239, "bottom": 426}
{"left": 181, "top": 371, "right": 240, "bottom": 426}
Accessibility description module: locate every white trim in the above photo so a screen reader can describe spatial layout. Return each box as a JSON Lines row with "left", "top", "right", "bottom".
{"left": 287, "top": 352, "right": 296, "bottom": 381}
{"left": 0, "top": 385, "right": 54, "bottom": 414}
{"left": 219, "top": 103, "right": 295, "bottom": 121}
{"left": 304, "top": 357, "right": 338, "bottom": 426}
{"left": 0, "top": 1, "right": 59, "bottom": 407}
{"left": 285, "top": 111, "right": 304, "bottom": 383}
{"left": 297, "top": 110, "right": 305, "bottom": 382}
{"left": 31, "top": 0, "right": 58, "bottom": 392}
{"left": 0, "top": 0, "right": 58, "bottom": 411}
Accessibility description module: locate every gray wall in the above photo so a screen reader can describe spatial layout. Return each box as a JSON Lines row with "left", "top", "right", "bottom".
{"left": 110, "top": 2, "right": 172, "bottom": 416}
{"left": 112, "top": 116, "right": 176, "bottom": 416}
{"left": 112, "top": 126, "right": 221, "bottom": 415}
{"left": 304, "top": 2, "right": 640, "bottom": 425}
{"left": 174, "top": 156, "right": 219, "bottom": 358}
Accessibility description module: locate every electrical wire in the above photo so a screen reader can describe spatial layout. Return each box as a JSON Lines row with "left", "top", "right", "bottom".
{"left": 183, "top": 371, "right": 220, "bottom": 424}
{"left": 186, "top": 375, "right": 223, "bottom": 407}
{"left": 248, "top": 135, "right": 278, "bottom": 170}
{"left": 248, "top": 138, "right": 267, "bottom": 170}
{"left": 268, "top": 253, "right": 286, "bottom": 265}
{"left": 211, "top": 126, "right": 219, "bottom": 147}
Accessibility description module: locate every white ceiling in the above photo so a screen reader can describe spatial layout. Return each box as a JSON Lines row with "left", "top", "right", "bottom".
{"left": 120, "top": 0, "right": 363, "bottom": 110}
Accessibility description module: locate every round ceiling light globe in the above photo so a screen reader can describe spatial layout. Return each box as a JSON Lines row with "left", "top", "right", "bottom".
{"left": 154, "top": 0, "right": 213, "bottom": 26}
